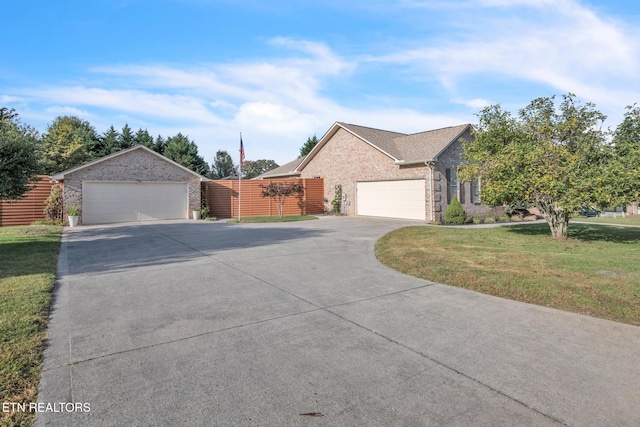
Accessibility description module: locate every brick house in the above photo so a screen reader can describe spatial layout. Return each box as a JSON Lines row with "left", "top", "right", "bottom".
{"left": 259, "top": 122, "right": 491, "bottom": 221}
{"left": 51, "top": 145, "right": 206, "bottom": 225}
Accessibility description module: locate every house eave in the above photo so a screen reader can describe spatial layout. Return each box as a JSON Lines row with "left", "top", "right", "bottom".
{"left": 394, "top": 159, "right": 435, "bottom": 166}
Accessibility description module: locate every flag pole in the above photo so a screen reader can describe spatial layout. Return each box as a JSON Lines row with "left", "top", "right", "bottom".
{"left": 238, "top": 133, "right": 243, "bottom": 222}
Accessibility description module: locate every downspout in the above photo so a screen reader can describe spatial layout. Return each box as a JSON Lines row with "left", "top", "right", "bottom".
{"left": 427, "top": 161, "right": 436, "bottom": 222}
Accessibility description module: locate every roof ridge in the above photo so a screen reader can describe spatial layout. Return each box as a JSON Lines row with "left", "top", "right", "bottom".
{"left": 338, "top": 122, "right": 408, "bottom": 136}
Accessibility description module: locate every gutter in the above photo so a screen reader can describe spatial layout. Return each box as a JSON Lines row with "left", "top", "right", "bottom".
{"left": 394, "top": 158, "right": 435, "bottom": 166}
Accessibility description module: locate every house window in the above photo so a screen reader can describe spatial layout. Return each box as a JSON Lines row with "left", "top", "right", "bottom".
{"left": 446, "top": 168, "right": 457, "bottom": 204}
{"left": 471, "top": 179, "right": 481, "bottom": 204}
{"left": 459, "top": 181, "right": 465, "bottom": 204}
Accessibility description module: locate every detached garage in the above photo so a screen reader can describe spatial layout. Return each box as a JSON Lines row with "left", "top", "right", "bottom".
{"left": 51, "top": 145, "right": 206, "bottom": 225}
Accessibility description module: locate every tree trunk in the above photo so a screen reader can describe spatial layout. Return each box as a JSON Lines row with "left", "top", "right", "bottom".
{"left": 544, "top": 208, "right": 569, "bottom": 239}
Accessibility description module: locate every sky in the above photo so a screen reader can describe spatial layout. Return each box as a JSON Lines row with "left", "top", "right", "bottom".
{"left": 2, "top": 0, "right": 640, "bottom": 166}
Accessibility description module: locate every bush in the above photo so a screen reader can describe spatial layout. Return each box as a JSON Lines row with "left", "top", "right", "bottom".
{"left": 499, "top": 213, "right": 511, "bottom": 222}
{"left": 444, "top": 197, "right": 467, "bottom": 224}
{"left": 472, "top": 215, "right": 482, "bottom": 224}
{"left": 485, "top": 214, "right": 496, "bottom": 223}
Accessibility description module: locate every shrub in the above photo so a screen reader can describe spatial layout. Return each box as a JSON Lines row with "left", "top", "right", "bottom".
{"left": 444, "top": 197, "right": 467, "bottom": 224}
{"left": 472, "top": 215, "right": 482, "bottom": 224}
{"left": 485, "top": 214, "right": 496, "bottom": 223}
{"left": 499, "top": 213, "right": 511, "bottom": 222}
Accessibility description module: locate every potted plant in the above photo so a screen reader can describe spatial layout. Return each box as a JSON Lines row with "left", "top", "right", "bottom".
{"left": 66, "top": 205, "right": 81, "bottom": 227}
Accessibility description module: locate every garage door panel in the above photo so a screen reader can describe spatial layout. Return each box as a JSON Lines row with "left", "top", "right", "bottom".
{"left": 357, "top": 180, "right": 425, "bottom": 220}
{"left": 83, "top": 182, "right": 188, "bottom": 225}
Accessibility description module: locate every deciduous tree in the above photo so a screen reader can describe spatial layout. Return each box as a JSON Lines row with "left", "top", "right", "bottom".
{"left": 260, "top": 181, "right": 304, "bottom": 218}
{"left": 39, "top": 116, "right": 98, "bottom": 174}
{"left": 608, "top": 105, "right": 640, "bottom": 206}
{"left": 0, "top": 109, "right": 40, "bottom": 200}
{"left": 211, "top": 150, "right": 236, "bottom": 179}
{"left": 242, "top": 159, "right": 279, "bottom": 179}
{"left": 459, "top": 94, "right": 610, "bottom": 239}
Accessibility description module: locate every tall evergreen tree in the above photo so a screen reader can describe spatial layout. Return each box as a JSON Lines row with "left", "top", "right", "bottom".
{"left": 153, "top": 135, "right": 166, "bottom": 154}
{"left": 119, "top": 124, "right": 134, "bottom": 150}
{"left": 163, "top": 133, "right": 209, "bottom": 175}
{"left": 300, "top": 135, "right": 319, "bottom": 157}
{"left": 100, "top": 125, "right": 121, "bottom": 156}
{"left": 134, "top": 128, "right": 154, "bottom": 148}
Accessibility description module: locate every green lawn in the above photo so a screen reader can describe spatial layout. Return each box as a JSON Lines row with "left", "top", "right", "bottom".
{"left": 575, "top": 214, "right": 640, "bottom": 226}
{"left": 228, "top": 215, "right": 319, "bottom": 223}
{"left": 376, "top": 222, "right": 640, "bottom": 326}
{"left": 0, "top": 225, "right": 62, "bottom": 427}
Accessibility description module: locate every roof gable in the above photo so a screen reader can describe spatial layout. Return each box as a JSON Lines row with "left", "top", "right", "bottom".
{"left": 257, "top": 121, "right": 472, "bottom": 178}
{"left": 50, "top": 145, "right": 208, "bottom": 180}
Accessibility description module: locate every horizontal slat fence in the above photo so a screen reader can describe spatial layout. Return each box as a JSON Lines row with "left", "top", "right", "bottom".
{"left": 202, "top": 178, "right": 324, "bottom": 218}
{"left": 0, "top": 176, "right": 59, "bottom": 226}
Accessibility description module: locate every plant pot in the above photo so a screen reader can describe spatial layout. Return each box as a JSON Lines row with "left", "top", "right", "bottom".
{"left": 192, "top": 210, "right": 201, "bottom": 220}
{"left": 68, "top": 215, "right": 79, "bottom": 227}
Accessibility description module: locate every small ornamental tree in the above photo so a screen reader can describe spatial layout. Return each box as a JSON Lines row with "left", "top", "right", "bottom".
{"left": 459, "top": 94, "right": 610, "bottom": 239}
{"left": 260, "top": 182, "right": 304, "bottom": 218}
{"left": 444, "top": 196, "right": 467, "bottom": 224}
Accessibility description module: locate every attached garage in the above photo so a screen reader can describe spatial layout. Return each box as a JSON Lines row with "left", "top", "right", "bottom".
{"left": 356, "top": 179, "right": 426, "bottom": 220}
{"left": 51, "top": 145, "right": 206, "bottom": 226}
{"left": 82, "top": 182, "right": 189, "bottom": 225}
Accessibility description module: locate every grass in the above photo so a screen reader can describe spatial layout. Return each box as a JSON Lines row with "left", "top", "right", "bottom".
{"left": 575, "top": 214, "right": 640, "bottom": 226}
{"left": 376, "top": 222, "right": 640, "bottom": 326}
{"left": 0, "top": 225, "right": 62, "bottom": 427}
{"left": 228, "top": 215, "right": 319, "bottom": 223}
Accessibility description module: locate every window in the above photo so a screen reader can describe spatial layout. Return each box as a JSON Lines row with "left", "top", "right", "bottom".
{"left": 446, "top": 168, "right": 457, "bottom": 204}
{"left": 471, "top": 179, "right": 481, "bottom": 204}
{"left": 459, "top": 181, "right": 465, "bottom": 204}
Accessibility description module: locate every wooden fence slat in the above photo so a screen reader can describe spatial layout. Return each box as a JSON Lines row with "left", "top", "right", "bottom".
{"left": 202, "top": 178, "right": 324, "bottom": 218}
{"left": 0, "top": 176, "right": 58, "bottom": 227}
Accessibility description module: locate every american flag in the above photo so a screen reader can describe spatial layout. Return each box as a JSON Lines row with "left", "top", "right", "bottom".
{"left": 239, "top": 135, "right": 245, "bottom": 167}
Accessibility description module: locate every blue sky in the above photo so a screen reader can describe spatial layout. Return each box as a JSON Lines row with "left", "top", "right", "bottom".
{"left": 2, "top": 0, "right": 640, "bottom": 165}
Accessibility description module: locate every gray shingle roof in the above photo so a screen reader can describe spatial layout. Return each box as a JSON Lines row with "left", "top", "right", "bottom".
{"left": 256, "top": 156, "right": 305, "bottom": 179}
{"left": 255, "top": 121, "right": 471, "bottom": 178}
{"left": 337, "top": 122, "right": 470, "bottom": 162}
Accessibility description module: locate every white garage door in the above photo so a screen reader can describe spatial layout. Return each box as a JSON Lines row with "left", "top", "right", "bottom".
{"left": 356, "top": 179, "right": 426, "bottom": 220}
{"left": 83, "top": 181, "right": 188, "bottom": 225}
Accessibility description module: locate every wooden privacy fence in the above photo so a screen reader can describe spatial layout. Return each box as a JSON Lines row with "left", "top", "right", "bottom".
{"left": 202, "top": 178, "right": 324, "bottom": 218}
{"left": 0, "top": 176, "right": 58, "bottom": 226}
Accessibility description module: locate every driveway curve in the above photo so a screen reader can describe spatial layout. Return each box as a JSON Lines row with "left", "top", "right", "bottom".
{"left": 37, "top": 217, "right": 640, "bottom": 426}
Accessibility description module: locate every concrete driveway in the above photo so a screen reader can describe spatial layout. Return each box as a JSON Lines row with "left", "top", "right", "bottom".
{"left": 37, "top": 217, "right": 640, "bottom": 426}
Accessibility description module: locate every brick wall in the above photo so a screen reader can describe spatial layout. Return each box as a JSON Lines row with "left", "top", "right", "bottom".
{"left": 63, "top": 149, "right": 202, "bottom": 224}
{"left": 299, "top": 128, "right": 431, "bottom": 218}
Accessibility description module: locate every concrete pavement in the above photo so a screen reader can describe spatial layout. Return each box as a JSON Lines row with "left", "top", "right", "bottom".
{"left": 36, "top": 217, "right": 640, "bottom": 426}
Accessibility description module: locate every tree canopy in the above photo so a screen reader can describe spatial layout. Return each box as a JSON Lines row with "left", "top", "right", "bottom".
{"left": 39, "top": 116, "right": 98, "bottom": 174}
{"left": 0, "top": 109, "right": 40, "bottom": 200}
{"left": 163, "top": 133, "right": 210, "bottom": 176}
{"left": 609, "top": 105, "right": 640, "bottom": 206}
{"left": 211, "top": 150, "right": 236, "bottom": 179}
{"left": 459, "top": 94, "right": 611, "bottom": 238}
{"left": 299, "top": 135, "right": 319, "bottom": 157}
{"left": 242, "top": 159, "right": 279, "bottom": 179}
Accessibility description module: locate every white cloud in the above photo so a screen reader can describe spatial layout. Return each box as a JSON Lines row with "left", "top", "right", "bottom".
{"left": 368, "top": 0, "right": 640, "bottom": 119}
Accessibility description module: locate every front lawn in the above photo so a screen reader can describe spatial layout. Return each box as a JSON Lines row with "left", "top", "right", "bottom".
{"left": 228, "top": 215, "right": 319, "bottom": 223}
{"left": 0, "top": 225, "right": 62, "bottom": 427}
{"left": 576, "top": 214, "right": 640, "bottom": 226}
{"left": 375, "top": 223, "right": 640, "bottom": 326}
